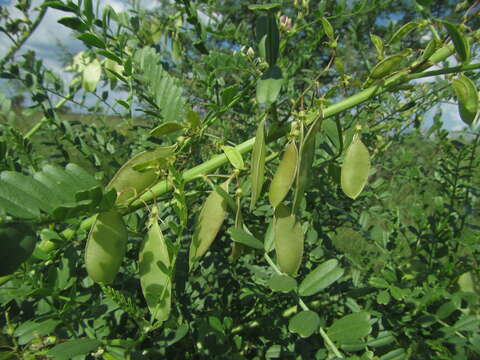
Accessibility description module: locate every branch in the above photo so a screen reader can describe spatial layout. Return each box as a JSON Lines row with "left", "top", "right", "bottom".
{"left": 0, "top": 7, "right": 47, "bottom": 68}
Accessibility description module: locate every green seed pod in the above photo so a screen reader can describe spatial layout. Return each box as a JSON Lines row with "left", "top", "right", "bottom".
{"left": 293, "top": 119, "right": 320, "bottom": 213}
{"left": 388, "top": 21, "right": 420, "bottom": 44}
{"left": 274, "top": 205, "right": 304, "bottom": 277}
{"left": 452, "top": 75, "right": 479, "bottom": 126}
{"left": 139, "top": 208, "right": 171, "bottom": 322}
{"left": 250, "top": 120, "right": 266, "bottom": 210}
{"left": 269, "top": 141, "right": 298, "bottom": 208}
{"left": 341, "top": 134, "right": 371, "bottom": 200}
{"left": 189, "top": 180, "right": 229, "bottom": 269}
{"left": 369, "top": 51, "right": 409, "bottom": 80}
{"left": 107, "top": 146, "right": 176, "bottom": 205}
{"left": 442, "top": 21, "right": 471, "bottom": 64}
{"left": 85, "top": 211, "right": 128, "bottom": 284}
{"left": 0, "top": 223, "right": 36, "bottom": 276}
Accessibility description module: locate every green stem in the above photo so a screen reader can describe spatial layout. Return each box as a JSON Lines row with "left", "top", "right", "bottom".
{"left": 65, "top": 44, "right": 458, "bottom": 238}
{"left": 407, "top": 62, "right": 480, "bottom": 81}
{"left": 0, "top": 7, "right": 47, "bottom": 68}
{"left": 319, "top": 327, "right": 344, "bottom": 358}
{"left": 264, "top": 253, "right": 282, "bottom": 275}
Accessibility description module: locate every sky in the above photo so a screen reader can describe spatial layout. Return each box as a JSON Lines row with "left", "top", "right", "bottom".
{"left": 0, "top": 0, "right": 473, "bottom": 131}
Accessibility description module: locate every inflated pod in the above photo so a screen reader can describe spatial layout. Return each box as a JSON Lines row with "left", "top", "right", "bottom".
{"left": 85, "top": 211, "right": 128, "bottom": 283}
{"left": 189, "top": 180, "right": 229, "bottom": 269}
{"left": 341, "top": 134, "right": 370, "bottom": 199}
{"left": 269, "top": 141, "right": 298, "bottom": 208}
{"left": 274, "top": 205, "right": 304, "bottom": 277}
{"left": 107, "top": 146, "right": 176, "bottom": 206}
{"left": 139, "top": 209, "right": 171, "bottom": 322}
{"left": 0, "top": 223, "right": 36, "bottom": 276}
{"left": 452, "top": 75, "right": 478, "bottom": 126}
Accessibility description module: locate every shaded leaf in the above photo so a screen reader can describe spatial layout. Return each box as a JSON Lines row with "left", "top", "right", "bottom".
{"left": 299, "top": 259, "right": 344, "bottom": 296}
{"left": 256, "top": 66, "right": 283, "bottom": 105}
{"left": 327, "top": 312, "right": 372, "bottom": 344}
{"left": 46, "top": 338, "right": 101, "bottom": 360}
{"left": 267, "top": 273, "right": 297, "bottom": 293}
{"left": 228, "top": 227, "right": 264, "bottom": 250}
{"left": 289, "top": 311, "right": 320, "bottom": 338}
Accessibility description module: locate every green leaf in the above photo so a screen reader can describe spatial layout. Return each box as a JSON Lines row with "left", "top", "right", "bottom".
{"left": 97, "top": 50, "right": 122, "bottom": 64}
{"left": 327, "top": 312, "right": 372, "bottom": 344}
{"left": 267, "top": 273, "right": 297, "bottom": 293}
{"left": 248, "top": 3, "right": 281, "bottom": 11}
{"left": 0, "top": 171, "right": 56, "bottom": 214}
{"left": 135, "top": 47, "right": 185, "bottom": 124}
{"left": 14, "top": 319, "right": 61, "bottom": 345}
{"left": 57, "top": 16, "right": 88, "bottom": 31}
{"left": 65, "top": 163, "right": 99, "bottom": 190}
{"left": 167, "top": 323, "right": 189, "bottom": 346}
{"left": 256, "top": 65, "right": 283, "bottom": 104}
{"left": 458, "top": 272, "right": 475, "bottom": 293}
{"left": 377, "top": 290, "right": 390, "bottom": 305}
{"left": 255, "top": 14, "right": 280, "bottom": 66}
{"left": 367, "top": 331, "right": 395, "bottom": 348}
{"left": 321, "top": 17, "right": 334, "bottom": 41}
{"left": 389, "top": 21, "right": 420, "bottom": 44}
{"left": 150, "top": 122, "right": 185, "bottom": 137}
{"left": 288, "top": 311, "right": 320, "bottom": 338}
{"left": 264, "top": 220, "right": 275, "bottom": 253}
{"left": 369, "top": 276, "right": 389, "bottom": 288}
{"left": 299, "top": 259, "right": 344, "bottom": 296}
{"left": 76, "top": 33, "right": 106, "bottom": 49}
{"left": 228, "top": 227, "right": 264, "bottom": 250}
{"left": 221, "top": 85, "right": 239, "bottom": 107}
{"left": 379, "top": 348, "right": 407, "bottom": 360}
{"left": 43, "top": 1, "right": 79, "bottom": 13}
{"left": 442, "top": 21, "right": 470, "bottom": 63}
{"left": 46, "top": 338, "right": 102, "bottom": 360}
{"left": 222, "top": 145, "right": 245, "bottom": 170}
{"left": 0, "top": 178, "right": 41, "bottom": 219}
{"left": 83, "top": 0, "right": 94, "bottom": 23}
{"left": 250, "top": 119, "right": 266, "bottom": 210}
{"left": 0, "top": 164, "right": 100, "bottom": 220}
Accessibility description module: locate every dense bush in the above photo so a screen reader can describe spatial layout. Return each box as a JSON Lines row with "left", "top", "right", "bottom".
{"left": 0, "top": 0, "right": 479, "bottom": 358}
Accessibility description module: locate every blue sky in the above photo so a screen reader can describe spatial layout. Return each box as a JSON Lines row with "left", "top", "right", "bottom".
{"left": 0, "top": 0, "right": 472, "bottom": 131}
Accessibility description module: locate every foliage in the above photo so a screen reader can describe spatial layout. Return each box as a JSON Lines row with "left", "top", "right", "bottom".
{"left": 0, "top": 0, "right": 479, "bottom": 359}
